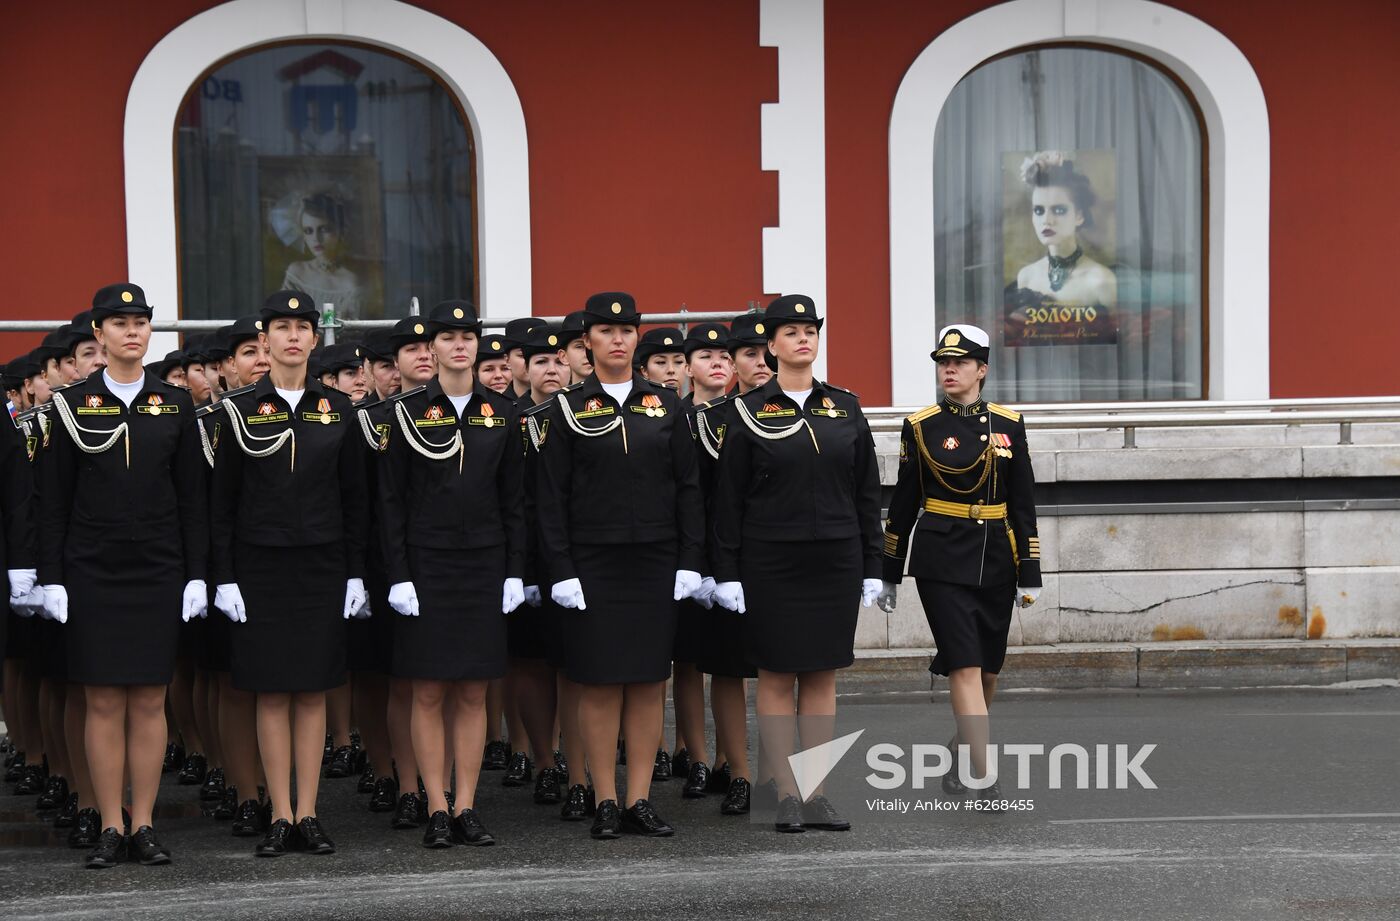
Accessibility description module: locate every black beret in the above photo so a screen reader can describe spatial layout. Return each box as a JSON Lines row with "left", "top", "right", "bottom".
{"left": 477, "top": 333, "right": 514, "bottom": 362}
{"left": 727, "top": 311, "right": 769, "bottom": 351}
{"left": 558, "top": 310, "right": 588, "bottom": 344}
{"left": 259, "top": 290, "right": 318, "bottom": 326}
{"left": 581, "top": 292, "right": 641, "bottom": 327}
{"left": 388, "top": 316, "right": 433, "bottom": 352}
{"left": 636, "top": 327, "right": 685, "bottom": 363}
{"left": 504, "top": 317, "right": 546, "bottom": 343}
{"left": 426, "top": 299, "right": 483, "bottom": 335}
{"left": 762, "top": 294, "right": 823, "bottom": 333}
{"left": 90, "top": 283, "right": 153, "bottom": 323}
{"left": 360, "top": 330, "right": 397, "bottom": 363}
{"left": 318, "top": 343, "right": 365, "bottom": 375}
{"left": 521, "top": 325, "right": 566, "bottom": 360}
{"left": 226, "top": 315, "right": 264, "bottom": 352}
{"left": 145, "top": 350, "right": 185, "bottom": 381}
{"left": 683, "top": 322, "right": 730, "bottom": 357}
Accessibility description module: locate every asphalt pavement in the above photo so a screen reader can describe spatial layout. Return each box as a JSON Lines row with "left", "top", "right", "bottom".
{"left": 2, "top": 682, "right": 1398, "bottom": 921}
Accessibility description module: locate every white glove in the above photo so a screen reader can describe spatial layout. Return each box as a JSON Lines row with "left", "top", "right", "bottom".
{"left": 551, "top": 578, "right": 587, "bottom": 611}
{"left": 693, "top": 576, "right": 717, "bottom": 610}
{"left": 524, "top": 585, "right": 542, "bottom": 608}
{"left": 1017, "top": 585, "right": 1042, "bottom": 608}
{"left": 8, "top": 568, "right": 36, "bottom": 597}
{"left": 502, "top": 578, "right": 525, "bottom": 615}
{"left": 351, "top": 598, "right": 373, "bottom": 620}
{"left": 343, "top": 578, "right": 367, "bottom": 620}
{"left": 15, "top": 585, "right": 45, "bottom": 619}
{"left": 388, "top": 581, "right": 419, "bottom": 617}
{"left": 714, "top": 581, "right": 746, "bottom": 614}
{"left": 877, "top": 580, "right": 898, "bottom": 614}
{"left": 215, "top": 583, "right": 246, "bottom": 623}
{"left": 673, "top": 569, "right": 702, "bottom": 602}
{"left": 39, "top": 584, "right": 67, "bottom": 623}
{"left": 181, "top": 579, "right": 208, "bottom": 622}
{"left": 861, "top": 578, "right": 882, "bottom": 608}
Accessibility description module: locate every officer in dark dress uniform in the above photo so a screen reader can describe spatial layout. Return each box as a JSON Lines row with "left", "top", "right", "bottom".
{"left": 709, "top": 295, "right": 883, "bottom": 833}
{"left": 378, "top": 298, "right": 525, "bottom": 848}
{"left": 210, "top": 290, "right": 368, "bottom": 857}
{"left": 38, "top": 282, "right": 209, "bottom": 868}
{"left": 557, "top": 311, "right": 592, "bottom": 385}
{"left": 503, "top": 317, "right": 546, "bottom": 402}
{"left": 877, "top": 324, "right": 1041, "bottom": 807}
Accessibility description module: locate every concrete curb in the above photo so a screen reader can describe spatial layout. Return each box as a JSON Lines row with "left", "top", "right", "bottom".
{"left": 850, "top": 639, "right": 1400, "bottom": 689}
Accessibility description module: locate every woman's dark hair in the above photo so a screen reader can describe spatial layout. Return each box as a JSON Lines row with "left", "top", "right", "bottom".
{"left": 1029, "top": 160, "right": 1096, "bottom": 229}
{"left": 300, "top": 192, "right": 347, "bottom": 232}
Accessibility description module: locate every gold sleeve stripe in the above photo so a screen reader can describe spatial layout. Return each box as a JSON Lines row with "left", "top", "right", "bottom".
{"left": 987, "top": 402, "right": 1021, "bottom": 422}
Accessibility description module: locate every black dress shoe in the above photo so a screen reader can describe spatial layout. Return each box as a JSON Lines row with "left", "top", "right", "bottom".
{"left": 162, "top": 742, "right": 184, "bottom": 774}
{"left": 200, "top": 767, "right": 225, "bottom": 802}
{"left": 232, "top": 799, "right": 267, "bottom": 837}
{"left": 621, "top": 798, "right": 674, "bottom": 837}
{"left": 976, "top": 781, "right": 1007, "bottom": 814}
{"left": 2, "top": 751, "right": 23, "bottom": 781}
{"left": 55, "top": 792, "right": 80, "bottom": 828}
{"left": 682, "top": 761, "right": 710, "bottom": 799}
{"left": 560, "top": 783, "right": 591, "bottom": 821}
{"left": 533, "top": 766, "right": 562, "bottom": 805}
{"left": 651, "top": 748, "right": 672, "bottom": 782}
{"left": 130, "top": 825, "right": 172, "bottom": 865}
{"left": 802, "top": 795, "right": 851, "bottom": 831}
{"left": 15, "top": 763, "right": 47, "bottom": 796}
{"left": 295, "top": 816, "right": 336, "bottom": 854}
{"left": 213, "top": 784, "right": 237, "bottom": 821}
{"left": 85, "top": 827, "right": 127, "bottom": 868}
{"left": 177, "top": 753, "right": 207, "bottom": 786}
{"left": 671, "top": 748, "right": 691, "bottom": 778}
{"left": 325, "top": 745, "right": 355, "bottom": 779}
{"left": 38, "top": 774, "right": 69, "bottom": 810}
{"left": 502, "top": 751, "right": 532, "bottom": 787}
{"left": 254, "top": 818, "right": 293, "bottom": 857}
{"left": 322, "top": 734, "right": 334, "bottom": 765}
{"left": 357, "top": 766, "right": 376, "bottom": 795}
{"left": 774, "top": 795, "right": 805, "bottom": 833}
{"left": 452, "top": 808, "right": 495, "bottom": 846}
{"left": 553, "top": 749, "right": 568, "bottom": 778}
{"left": 943, "top": 742, "right": 968, "bottom": 796}
{"left": 69, "top": 808, "right": 101, "bottom": 848}
{"left": 369, "top": 776, "right": 399, "bottom": 813}
{"left": 422, "top": 810, "right": 454, "bottom": 848}
{"left": 391, "top": 793, "right": 426, "bottom": 829}
{"left": 481, "top": 739, "right": 509, "bottom": 770}
{"left": 720, "top": 777, "right": 752, "bottom": 816}
{"left": 707, "top": 761, "right": 733, "bottom": 794}
{"left": 590, "top": 799, "right": 622, "bottom": 840}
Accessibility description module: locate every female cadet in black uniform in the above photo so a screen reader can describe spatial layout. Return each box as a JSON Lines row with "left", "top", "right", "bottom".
{"left": 379, "top": 299, "right": 526, "bottom": 848}
{"left": 210, "top": 290, "right": 368, "bottom": 857}
{"left": 876, "top": 324, "right": 1041, "bottom": 806}
{"left": 536, "top": 292, "right": 706, "bottom": 840}
{"left": 38, "top": 282, "right": 208, "bottom": 868}
{"left": 710, "top": 295, "right": 883, "bottom": 834}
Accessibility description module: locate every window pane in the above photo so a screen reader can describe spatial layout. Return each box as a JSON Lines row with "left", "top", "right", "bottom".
{"left": 176, "top": 43, "right": 476, "bottom": 321}
{"left": 934, "top": 47, "right": 1203, "bottom": 401}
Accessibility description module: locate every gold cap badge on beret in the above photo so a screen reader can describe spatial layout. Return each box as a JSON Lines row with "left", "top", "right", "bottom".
{"left": 755, "top": 323, "right": 765, "bottom": 334}
{"left": 414, "top": 323, "right": 425, "bottom": 335}
{"left": 288, "top": 297, "right": 300, "bottom": 309}
{"left": 453, "top": 308, "right": 464, "bottom": 319}
{"left": 548, "top": 334, "right": 558, "bottom": 346}
{"left": 491, "top": 340, "right": 501, "bottom": 350}
{"left": 795, "top": 303, "right": 805, "bottom": 313}
{"left": 707, "top": 330, "right": 718, "bottom": 340}
{"left": 611, "top": 302, "right": 622, "bottom": 314}
{"left": 121, "top": 291, "right": 134, "bottom": 303}
{"left": 663, "top": 337, "right": 673, "bottom": 345}
{"left": 255, "top": 320, "right": 263, "bottom": 330}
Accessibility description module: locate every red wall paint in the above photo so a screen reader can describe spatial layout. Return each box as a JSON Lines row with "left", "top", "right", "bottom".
{"left": 4, "top": 1, "right": 1398, "bottom": 399}
{"left": 824, "top": 0, "right": 1400, "bottom": 401}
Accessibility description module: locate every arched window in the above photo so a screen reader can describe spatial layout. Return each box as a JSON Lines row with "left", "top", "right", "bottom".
{"left": 175, "top": 42, "right": 477, "bottom": 321}
{"left": 933, "top": 45, "right": 1204, "bottom": 401}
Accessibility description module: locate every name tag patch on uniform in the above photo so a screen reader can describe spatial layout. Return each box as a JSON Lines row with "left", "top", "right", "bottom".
{"left": 137, "top": 395, "right": 177, "bottom": 415}
{"left": 302, "top": 411, "right": 341, "bottom": 424}
{"left": 76, "top": 406, "right": 120, "bottom": 415}
{"left": 942, "top": 436, "right": 959, "bottom": 451}
{"left": 468, "top": 415, "right": 500, "bottom": 427}
{"left": 810, "top": 406, "right": 847, "bottom": 419}
{"left": 575, "top": 399, "right": 615, "bottom": 420}
{"left": 417, "top": 405, "right": 456, "bottom": 427}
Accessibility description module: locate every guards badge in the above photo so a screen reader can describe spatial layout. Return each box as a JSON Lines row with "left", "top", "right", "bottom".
{"left": 942, "top": 436, "right": 960, "bottom": 451}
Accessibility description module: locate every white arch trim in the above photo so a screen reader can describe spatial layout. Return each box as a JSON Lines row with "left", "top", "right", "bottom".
{"left": 125, "top": 0, "right": 530, "bottom": 351}
{"left": 889, "top": 0, "right": 1269, "bottom": 403}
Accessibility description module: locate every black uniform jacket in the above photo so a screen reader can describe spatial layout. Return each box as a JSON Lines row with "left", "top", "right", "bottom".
{"left": 1, "top": 416, "right": 37, "bottom": 574}
{"left": 352, "top": 396, "right": 392, "bottom": 581}
{"left": 518, "top": 393, "right": 547, "bottom": 588}
{"left": 881, "top": 397, "right": 1040, "bottom": 588}
{"left": 534, "top": 373, "right": 705, "bottom": 584}
{"left": 709, "top": 378, "right": 882, "bottom": 584}
{"left": 377, "top": 379, "right": 526, "bottom": 586}
{"left": 38, "top": 371, "right": 207, "bottom": 584}
{"left": 209, "top": 374, "right": 367, "bottom": 582}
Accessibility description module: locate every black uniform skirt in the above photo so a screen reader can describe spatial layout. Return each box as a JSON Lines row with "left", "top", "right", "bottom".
{"left": 563, "top": 542, "right": 677, "bottom": 685}
{"left": 915, "top": 579, "right": 1017, "bottom": 676}
{"left": 231, "top": 540, "right": 346, "bottom": 693}
{"left": 739, "top": 536, "right": 861, "bottom": 674}
{"left": 392, "top": 544, "right": 507, "bottom": 682}
{"left": 348, "top": 565, "right": 394, "bottom": 673}
{"left": 545, "top": 597, "right": 568, "bottom": 671}
{"left": 507, "top": 596, "right": 553, "bottom": 661}
{"left": 698, "top": 605, "right": 757, "bottom": 679}
{"left": 65, "top": 537, "right": 183, "bottom": 686}
{"left": 672, "top": 599, "right": 707, "bottom": 665}
{"left": 198, "top": 608, "right": 232, "bottom": 672}
{"left": 38, "top": 618, "right": 67, "bottom": 681}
